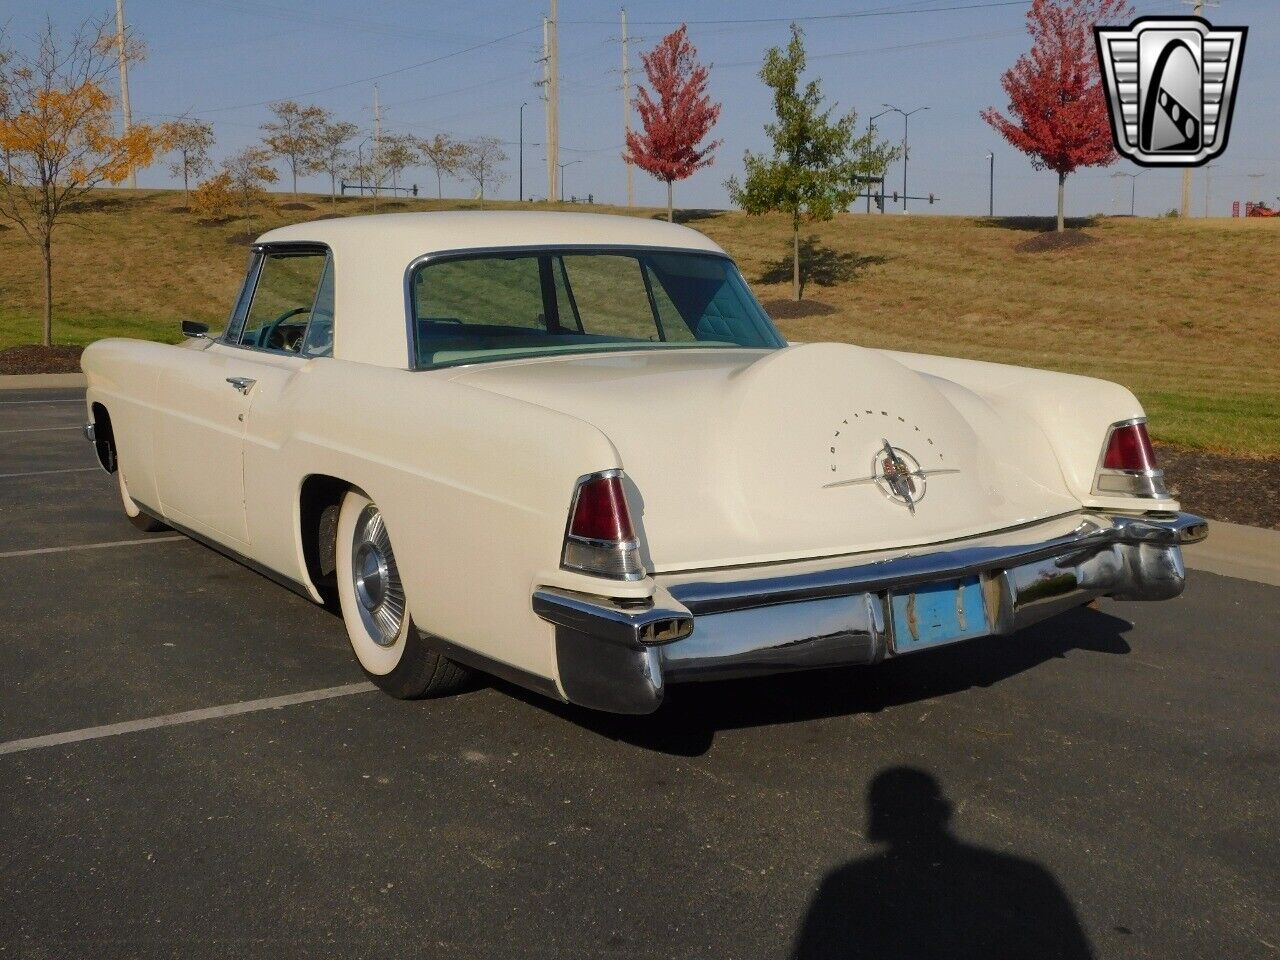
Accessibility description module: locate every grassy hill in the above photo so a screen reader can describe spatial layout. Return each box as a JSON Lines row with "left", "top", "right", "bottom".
{"left": 2, "top": 189, "right": 1277, "bottom": 455}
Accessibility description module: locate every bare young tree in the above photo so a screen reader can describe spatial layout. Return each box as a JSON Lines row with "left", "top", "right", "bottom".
{"left": 0, "top": 18, "right": 164, "bottom": 346}
{"left": 222, "top": 146, "right": 279, "bottom": 219}
{"left": 261, "top": 100, "right": 326, "bottom": 199}
{"left": 460, "top": 136, "right": 509, "bottom": 205}
{"left": 163, "top": 117, "right": 214, "bottom": 207}
{"left": 308, "top": 118, "right": 358, "bottom": 205}
{"left": 416, "top": 132, "right": 466, "bottom": 199}
{"left": 376, "top": 133, "right": 417, "bottom": 193}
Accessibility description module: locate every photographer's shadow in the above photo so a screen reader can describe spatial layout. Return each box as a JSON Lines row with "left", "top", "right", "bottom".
{"left": 793, "top": 767, "right": 1095, "bottom": 960}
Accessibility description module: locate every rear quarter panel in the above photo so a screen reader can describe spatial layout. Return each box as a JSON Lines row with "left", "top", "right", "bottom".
{"left": 882, "top": 350, "right": 1180, "bottom": 512}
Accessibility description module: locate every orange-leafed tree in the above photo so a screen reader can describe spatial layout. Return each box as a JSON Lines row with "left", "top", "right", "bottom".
{"left": 0, "top": 18, "right": 164, "bottom": 346}
{"left": 623, "top": 25, "right": 721, "bottom": 223}
{"left": 981, "top": 0, "right": 1131, "bottom": 232}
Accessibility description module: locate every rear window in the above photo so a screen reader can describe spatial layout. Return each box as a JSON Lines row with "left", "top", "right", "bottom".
{"left": 408, "top": 248, "right": 784, "bottom": 369}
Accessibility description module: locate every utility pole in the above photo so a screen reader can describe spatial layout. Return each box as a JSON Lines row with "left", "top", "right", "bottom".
{"left": 1180, "top": 0, "right": 1209, "bottom": 217}
{"left": 547, "top": 1, "right": 560, "bottom": 202}
{"left": 114, "top": 0, "right": 135, "bottom": 189}
{"left": 1204, "top": 162, "right": 1216, "bottom": 217}
{"left": 373, "top": 84, "right": 383, "bottom": 199}
{"left": 621, "top": 7, "right": 634, "bottom": 207}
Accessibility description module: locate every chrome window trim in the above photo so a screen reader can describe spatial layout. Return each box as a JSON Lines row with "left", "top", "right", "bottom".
{"left": 220, "top": 242, "right": 332, "bottom": 357}
{"left": 298, "top": 250, "right": 336, "bottom": 359}
{"left": 402, "top": 244, "right": 783, "bottom": 372}
{"left": 559, "top": 467, "right": 647, "bottom": 583}
{"left": 1092, "top": 416, "right": 1169, "bottom": 498}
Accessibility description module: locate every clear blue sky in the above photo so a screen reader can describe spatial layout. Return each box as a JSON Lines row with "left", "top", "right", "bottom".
{"left": 14, "top": 0, "right": 1279, "bottom": 216}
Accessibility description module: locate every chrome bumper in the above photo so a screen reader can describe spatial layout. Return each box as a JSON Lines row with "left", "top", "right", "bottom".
{"left": 533, "top": 512, "right": 1208, "bottom": 714}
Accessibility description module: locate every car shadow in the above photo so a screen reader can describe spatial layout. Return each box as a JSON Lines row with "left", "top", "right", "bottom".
{"left": 489, "top": 605, "right": 1133, "bottom": 756}
{"left": 790, "top": 767, "right": 1096, "bottom": 959}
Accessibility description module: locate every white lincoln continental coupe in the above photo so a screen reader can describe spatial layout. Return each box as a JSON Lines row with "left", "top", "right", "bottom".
{"left": 82, "top": 212, "right": 1207, "bottom": 713}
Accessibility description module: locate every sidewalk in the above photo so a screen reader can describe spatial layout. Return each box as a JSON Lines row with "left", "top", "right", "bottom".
{"left": 1183, "top": 521, "right": 1280, "bottom": 589}
{"left": 0, "top": 373, "right": 86, "bottom": 390}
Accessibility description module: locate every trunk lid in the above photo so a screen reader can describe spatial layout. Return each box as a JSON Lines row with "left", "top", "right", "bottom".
{"left": 449, "top": 344, "right": 1079, "bottom": 572}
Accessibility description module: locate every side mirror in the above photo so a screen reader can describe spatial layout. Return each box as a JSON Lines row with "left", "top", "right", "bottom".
{"left": 181, "top": 320, "right": 210, "bottom": 339}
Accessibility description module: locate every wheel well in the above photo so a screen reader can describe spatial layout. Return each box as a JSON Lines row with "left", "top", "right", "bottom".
{"left": 89, "top": 402, "right": 117, "bottom": 472}
{"left": 300, "top": 474, "right": 351, "bottom": 607}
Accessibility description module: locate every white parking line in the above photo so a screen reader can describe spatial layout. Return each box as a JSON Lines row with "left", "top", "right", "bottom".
{"left": 0, "top": 682, "right": 379, "bottom": 756}
{"left": 0, "top": 467, "right": 99, "bottom": 480}
{"left": 0, "top": 426, "right": 81, "bottom": 434}
{"left": 0, "top": 536, "right": 186, "bottom": 559}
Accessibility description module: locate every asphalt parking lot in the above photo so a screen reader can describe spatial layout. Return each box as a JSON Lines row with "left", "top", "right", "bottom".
{"left": 1, "top": 387, "right": 1277, "bottom": 960}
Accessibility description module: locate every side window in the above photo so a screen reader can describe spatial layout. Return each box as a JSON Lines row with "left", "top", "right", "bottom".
{"left": 300, "top": 255, "right": 335, "bottom": 358}
{"left": 238, "top": 250, "right": 328, "bottom": 353}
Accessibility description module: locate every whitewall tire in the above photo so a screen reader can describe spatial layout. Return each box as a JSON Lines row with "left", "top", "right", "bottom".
{"left": 334, "top": 490, "right": 470, "bottom": 699}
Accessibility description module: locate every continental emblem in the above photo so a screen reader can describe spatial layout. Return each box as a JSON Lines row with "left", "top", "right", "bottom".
{"left": 825, "top": 438, "right": 958, "bottom": 515}
{"left": 1095, "top": 16, "right": 1247, "bottom": 167}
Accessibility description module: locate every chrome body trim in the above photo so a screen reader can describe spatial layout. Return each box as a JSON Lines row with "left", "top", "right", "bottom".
{"left": 532, "top": 511, "right": 1207, "bottom": 714}
{"left": 81, "top": 423, "right": 96, "bottom": 443}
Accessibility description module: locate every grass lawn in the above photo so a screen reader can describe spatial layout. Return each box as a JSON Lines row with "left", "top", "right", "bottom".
{"left": 1, "top": 189, "right": 1276, "bottom": 455}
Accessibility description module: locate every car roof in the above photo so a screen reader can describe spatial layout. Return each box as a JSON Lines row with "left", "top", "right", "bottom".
{"left": 255, "top": 210, "right": 726, "bottom": 260}
{"left": 251, "top": 211, "right": 729, "bottom": 370}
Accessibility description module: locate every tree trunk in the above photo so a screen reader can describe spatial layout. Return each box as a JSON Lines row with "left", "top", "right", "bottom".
{"left": 41, "top": 236, "right": 53, "bottom": 348}
{"left": 792, "top": 224, "right": 801, "bottom": 302}
{"left": 182, "top": 164, "right": 190, "bottom": 208}
{"left": 436, "top": 169, "right": 443, "bottom": 199}
{"left": 1056, "top": 171, "right": 1066, "bottom": 233}
{"left": 292, "top": 162, "right": 298, "bottom": 200}
{"left": 330, "top": 172, "right": 337, "bottom": 206}
{"left": 666, "top": 180, "right": 673, "bottom": 223}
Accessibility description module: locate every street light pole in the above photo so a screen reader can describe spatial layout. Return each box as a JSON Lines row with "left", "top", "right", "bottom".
{"left": 519, "top": 101, "right": 528, "bottom": 202}
{"left": 883, "top": 104, "right": 928, "bottom": 213}
{"left": 1111, "top": 170, "right": 1141, "bottom": 216}
{"left": 987, "top": 152, "right": 994, "bottom": 217}
{"left": 868, "top": 109, "right": 891, "bottom": 214}
{"left": 558, "top": 159, "right": 581, "bottom": 201}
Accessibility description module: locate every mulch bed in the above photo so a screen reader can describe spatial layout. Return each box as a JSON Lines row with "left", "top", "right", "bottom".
{"left": 1156, "top": 444, "right": 1280, "bottom": 530}
{"left": 0, "top": 344, "right": 84, "bottom": 374}
{"left": 760, "top": 298, "right": 838, "bottom": 319}
{"left": 1015, "top": 229, "right": 1099, "bottom": 254}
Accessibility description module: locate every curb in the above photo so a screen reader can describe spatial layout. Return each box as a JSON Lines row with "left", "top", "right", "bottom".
{"left": 0, "top": 373, "right": 87, "bottom": 391}
{"left": 1183, "top": 521, "right": 1280, "bottom": 589}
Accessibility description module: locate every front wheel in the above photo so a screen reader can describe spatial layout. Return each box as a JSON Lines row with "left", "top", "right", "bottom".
{"left": 334, "top": 490, "right": 470, "bottom": 699}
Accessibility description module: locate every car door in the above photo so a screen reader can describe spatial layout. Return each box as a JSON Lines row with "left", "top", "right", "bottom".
{"left": 153, "top": 245, "right": 330, "bottom": 547}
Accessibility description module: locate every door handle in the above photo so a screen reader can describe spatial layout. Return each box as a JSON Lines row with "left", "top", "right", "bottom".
{"left": 226, "top": 377, "right": 256, "bottom": 395}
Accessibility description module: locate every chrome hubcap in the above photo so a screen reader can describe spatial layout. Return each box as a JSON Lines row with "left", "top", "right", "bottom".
{"left": 350, "top": 504, "right": 405, "bottom": 647}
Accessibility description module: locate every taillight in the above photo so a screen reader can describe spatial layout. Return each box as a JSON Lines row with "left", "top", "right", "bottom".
{"left": 1093, "top": 419, "right": 1168, "bottom": 498}
{"left": 561, "top": 471, "right": 645, "bottom": 580}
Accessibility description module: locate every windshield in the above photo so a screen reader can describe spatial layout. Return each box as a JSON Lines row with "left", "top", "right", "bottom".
{"left": 408, "top": 248, "right": 785, "bottom": 369}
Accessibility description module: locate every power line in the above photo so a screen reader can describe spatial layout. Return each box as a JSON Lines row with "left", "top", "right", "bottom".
{"left": 563, "top": 0, "right": 1033, "bottom": 27}
{"left": 183, "top": 24, "right": 541, "bottom": 115}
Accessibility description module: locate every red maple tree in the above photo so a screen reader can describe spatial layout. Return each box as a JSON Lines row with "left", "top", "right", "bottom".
{"left": 982, "top": 0, "right": 1131, "bottom": 231}
{"left": 624, "top": 26, "right": 722, "bottom": 222}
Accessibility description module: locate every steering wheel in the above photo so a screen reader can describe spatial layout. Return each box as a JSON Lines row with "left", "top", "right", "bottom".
{"left": 258, "top": 307, "right": 311, "bottom": 350}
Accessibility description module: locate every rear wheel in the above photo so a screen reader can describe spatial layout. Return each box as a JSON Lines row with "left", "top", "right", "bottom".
{"left": 118, "top": 470, "right": 168, "bottom": 532}
{"left": 334, "top": 490, "right": 470, "bottom": 699}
